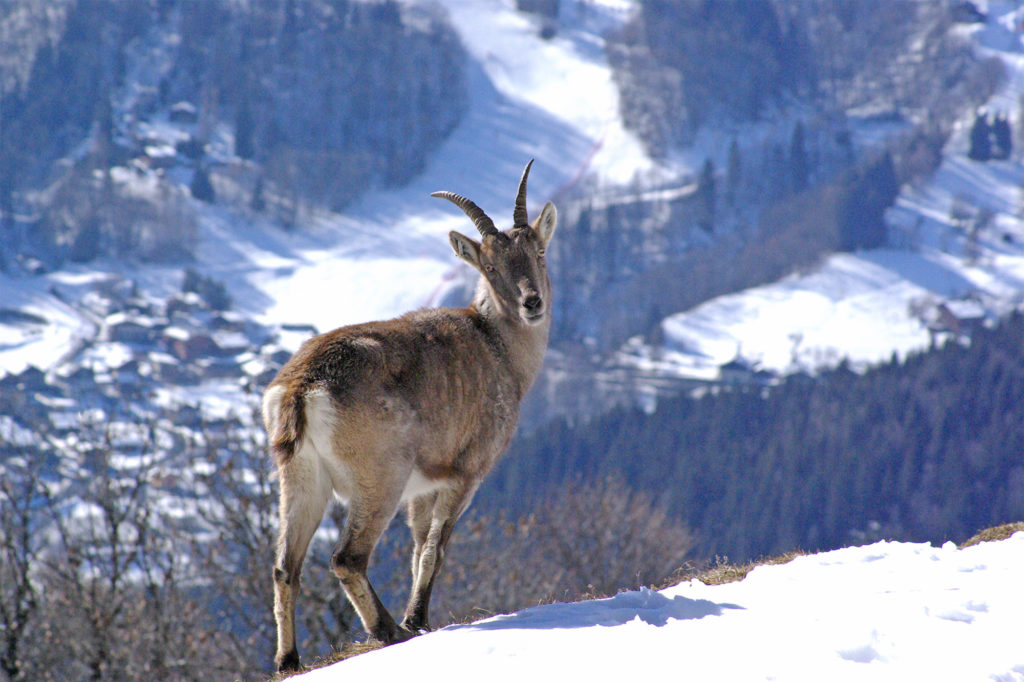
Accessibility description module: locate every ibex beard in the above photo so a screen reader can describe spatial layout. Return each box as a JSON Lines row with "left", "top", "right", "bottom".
{"left": 262, "top": 160, "right": 557, "bottom": 673}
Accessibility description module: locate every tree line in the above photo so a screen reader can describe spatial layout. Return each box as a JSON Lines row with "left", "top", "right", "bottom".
{"left": 488, "top": 312, "right": 1024, "bottom": 562}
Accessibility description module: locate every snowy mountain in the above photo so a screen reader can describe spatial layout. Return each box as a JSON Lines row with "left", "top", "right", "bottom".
{"left": 607, "top": 2, "right": 1024, "bottom": 387}
{"left": 2, "top": 0, "right": 1023, "bottom": 411}
{"left": 296, "top": 530, "right": 1024, "bottom": 682}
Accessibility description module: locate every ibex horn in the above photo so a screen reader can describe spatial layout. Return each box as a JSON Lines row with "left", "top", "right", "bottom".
{"left": 431, "top": 191, "right": 498, "bottom": 237}
{"left": 514, "top": 159, "right": 534, "bottom": 228}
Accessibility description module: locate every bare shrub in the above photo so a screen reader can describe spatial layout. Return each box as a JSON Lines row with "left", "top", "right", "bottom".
{"left": 436, "top": 476, "right": 694, "bottom": 623}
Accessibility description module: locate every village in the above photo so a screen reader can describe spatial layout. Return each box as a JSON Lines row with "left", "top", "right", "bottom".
{"left": 0, "top": 271, "right": 297, "bottom": 490}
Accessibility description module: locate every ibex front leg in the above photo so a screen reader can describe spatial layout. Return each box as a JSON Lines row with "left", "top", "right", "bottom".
{"left": 402, "top": 485, "right": 477, "bottom": 633}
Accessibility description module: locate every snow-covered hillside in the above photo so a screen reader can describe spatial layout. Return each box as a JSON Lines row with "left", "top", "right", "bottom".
{"left": 3, "top": 0, "right": 1024, "bottom": 402}
{"left": 616, "top": 1, "right": 1024, "bottom": 384}
{"left": 0, "top": 0, "right": 649, "bottom": 375}
{"left": 297, "top": 531, "right": 1024, "bottom": 682}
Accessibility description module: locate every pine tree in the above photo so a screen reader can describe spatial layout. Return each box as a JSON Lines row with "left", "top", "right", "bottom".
{"left": 837, "top": 152, "right": 896, "bottom": 251}
{"left": 968, "top": 112, "right": 992, "bottom": 161}
{"left": 992, "top": 114, "right": 1012, "bottom": 160}
{"left": 697, "top": 157, "right": 716, "bottom": 233}
{"left": 726, "top": 139, "right": 742, "bottom": 207}
{"left": 251, "top": 175, "right": 266, "bottom": 212}
{"left": 234, "top": 93, "right": 255, "bottom": 160}
{"left": 190, "top": 165, "right": 215, "bottom": 203}
{"left": 789, "top": 121, "right": 809, "bottom": 192}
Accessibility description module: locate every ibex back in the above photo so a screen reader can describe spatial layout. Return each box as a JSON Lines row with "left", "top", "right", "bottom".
{"left": 262, "top": 160, "right": 556, "bottom": 672}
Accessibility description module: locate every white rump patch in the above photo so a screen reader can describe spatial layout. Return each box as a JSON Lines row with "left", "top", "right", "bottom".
{"left": 262, "top": 384, "right": 286, "bottom": 434}
{"left": 303, "top": 390, "right": 337, "bottom": 458}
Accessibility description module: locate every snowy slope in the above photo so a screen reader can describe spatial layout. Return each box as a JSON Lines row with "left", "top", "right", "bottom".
{"left": 0, "top": 0, "right": 652, "bottom": 376}
{"left": 618, "top": 1, "right": 1024, "bottom": 381}
{"left": 234, "top": 0, "right": 653, "bottom": 336}
{"left": 296, "top": 532, "right": 1024, "bottom": 682}
{"left": 4, "top": 0, "right": 1024, "bottom": 390}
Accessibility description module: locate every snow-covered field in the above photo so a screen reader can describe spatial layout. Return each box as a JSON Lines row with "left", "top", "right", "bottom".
{"left": 299, "top": 532, "right": 1024, "bottom": 682}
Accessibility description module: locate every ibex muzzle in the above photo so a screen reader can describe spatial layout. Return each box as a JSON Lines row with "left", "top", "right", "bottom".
{"left": 262, "top": 160, "right": 557, "bottom": 672}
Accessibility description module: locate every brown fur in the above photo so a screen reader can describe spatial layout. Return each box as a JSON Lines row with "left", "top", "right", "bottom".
{"left": 262, "top": 161, "right": 557, "bottom": 673}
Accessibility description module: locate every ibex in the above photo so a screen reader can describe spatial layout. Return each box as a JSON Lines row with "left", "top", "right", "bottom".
{"left": 262, "top": 160, "right": 556, "bottom": 672}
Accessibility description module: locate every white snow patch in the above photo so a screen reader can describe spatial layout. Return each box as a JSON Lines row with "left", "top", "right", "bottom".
{"left": 297, "top": 534, "right": 1024, "bottom": 681}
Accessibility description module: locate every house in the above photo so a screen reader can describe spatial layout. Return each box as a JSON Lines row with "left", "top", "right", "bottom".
{"left": 169, "top": 101, "right": 198, "bottom": 124}
{"left": 166, "top": 292, "right": 205, "bottom": 317}
{"left": 163, "top": 328, "right": 221, "bottom": 362}
{"left": 60, "top": 365, "right": 97, "bottom": 393}
{"left": 211, "top": 330, "right": 250, "bottom": 357}
{"left": 927, "top": 300, "right": 988, "bottom": 343}
{"left": 718, "top": 355, "right": 774, "bottom": 386}
{"left": 105, "top": 312, "right": 162, "bottom": 344}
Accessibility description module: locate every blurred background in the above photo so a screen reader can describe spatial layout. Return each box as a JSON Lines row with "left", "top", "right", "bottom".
{"left": 2, "top": 0, "right": 1023, "bottom": 678}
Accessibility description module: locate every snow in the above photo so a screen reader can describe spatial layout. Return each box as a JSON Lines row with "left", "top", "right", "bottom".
{"left": 297, "top": 533, "right": 1024, "bottom": 681}
{"left": 189, "top": 0, "right": 656, "bottom": 346}
{"left": 652, "top": 251, "right": 969, "bottom": 375}
{"left": 0, "top": 274, "right": 96, "bottom": 375}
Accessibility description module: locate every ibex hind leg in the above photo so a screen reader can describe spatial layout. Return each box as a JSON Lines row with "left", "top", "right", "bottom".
{"left": 406, "top": 493, "right": 436, "bottom": 581}
{"left": 273, "top": 451, "right": 332, "bottom": 673}
{"left": 402, "top": 484, "right": 477, "bottom": 633}
{"left": 331, "top": 485, "right": 415, "bottom": 645}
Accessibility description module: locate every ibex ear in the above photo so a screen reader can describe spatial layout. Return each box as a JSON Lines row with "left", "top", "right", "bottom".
{"left": 449, "top": 231, "right": 482, "bottom": 268}
{"left": 531, "top": 201, "right": 557, "bottom": 246}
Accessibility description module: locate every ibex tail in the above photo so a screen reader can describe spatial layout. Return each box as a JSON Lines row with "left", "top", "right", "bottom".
{"left": 262, "top": 385, "right": 307, "bottom": 466}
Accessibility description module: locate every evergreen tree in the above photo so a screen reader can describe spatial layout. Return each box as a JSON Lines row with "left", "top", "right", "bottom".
{"left": 837, "top": 152, "right": 896, "bottom": 251}
{"left": 789, "top": 121, "right": 809, "bottom": 192}
{"left": 190, "top": 165, "right": 215, "bottom": 203}
{"left": 726, "top": 139, "right": 742, "bottom": 207}
{"left": 69, "top": 216, "right": 102, "bottom": 263}
{"left": 697, "top": 158, "right": 716, "bottom": 233}
{"left": 280, "top": 0, "right": 299, "bottom": 64}
{"left": 251, "top": 175, "right": 266, "bottom": 212}
{"left": 968, "top": 112, "right": 991, "bottom": 161}
{"left": 991, "top": 114, "right": 1012, "bottom": 160}
{"left": 234, "top": 92, "right": 255, "bottom": 160}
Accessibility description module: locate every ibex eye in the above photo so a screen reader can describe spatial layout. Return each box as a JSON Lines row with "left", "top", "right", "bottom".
{"left": 538, "top": 248, "right": 546, "bottom": 256}
{"left": 484, "top": 263, "right": 494, "bottom": 272}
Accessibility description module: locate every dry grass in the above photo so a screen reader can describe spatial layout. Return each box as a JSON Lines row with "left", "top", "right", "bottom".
{"left": 662, "top": 550, "right": 806, "bottom": 588}
{"left": 268, "top": 641, "right": 386, "bottom": 681}
{"left": 959, "top": 522, "right": 1024, "bottom": 548}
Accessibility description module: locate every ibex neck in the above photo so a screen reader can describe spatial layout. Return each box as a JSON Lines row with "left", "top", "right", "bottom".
{"left": 471, "top": 291, "right": 550, "bottom": 397}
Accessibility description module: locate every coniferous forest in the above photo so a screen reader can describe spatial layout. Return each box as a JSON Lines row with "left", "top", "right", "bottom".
{"left": 487, "top": 312, "right": 1024, "bottom": 562}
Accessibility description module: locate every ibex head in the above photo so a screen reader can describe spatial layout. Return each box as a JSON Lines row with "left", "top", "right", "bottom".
{"left": 433, "top": 160, "right": 557, "bottom": 326}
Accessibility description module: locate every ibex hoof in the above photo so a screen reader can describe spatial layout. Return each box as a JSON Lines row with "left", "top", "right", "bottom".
{"left": 388, "top": 625, "right": 418, "bottom": 645}
{"left": 276, "top": 648, "right": 302, "bottom": 674}
{"left": 400, "top": 619, "right": 432, "bottom": 635}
